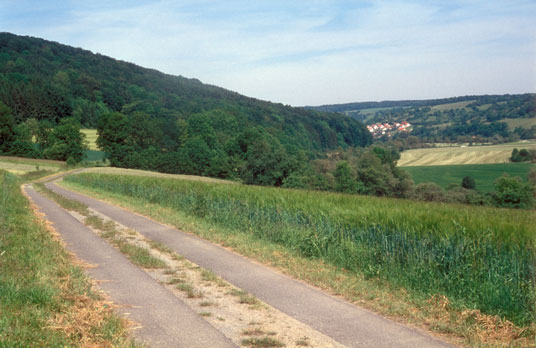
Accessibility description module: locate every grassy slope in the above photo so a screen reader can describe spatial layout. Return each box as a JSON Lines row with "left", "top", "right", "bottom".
{"left": 399, "top": 142, "right": 536, "bottom": 166}
{"left": 503, "top": 118, "right": 536, "bottom": 130}
{"left": 0, "top": 171, "right": 137, "bottom": 347}
{"left": 64, "top": 172, "right": 535, "bottom": 320}
{"left": 60, "top": 170, "right": 536, "bottom": 347}
{"left": 403, "top": 162, "right": 535, "bottom": 192}
{"left": 0, "top": 156, "right": 66, "bottom": 175}
{"left": 430, "top": 100, "right": 474, "bottom": 111}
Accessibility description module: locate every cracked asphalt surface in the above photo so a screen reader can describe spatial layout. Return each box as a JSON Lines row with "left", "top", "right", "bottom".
{"left": 34, "top": 177, "right": 453, "bottom": 348}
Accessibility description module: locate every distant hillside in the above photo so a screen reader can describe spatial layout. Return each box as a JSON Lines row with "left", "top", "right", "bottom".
{"left": 309, "top": 96, "right": 480, "bottom": 115}
{"left": 308, "top": 94, "right": 536, "bottom": 144}
{"left": 0, "top": 32, "right": 371, "bottom": 153}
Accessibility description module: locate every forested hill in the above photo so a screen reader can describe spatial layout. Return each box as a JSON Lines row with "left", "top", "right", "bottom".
{"left": 0, "top": 32, "right": 371, "bottom": 154}
{"left": 308, "top": 95, "right": 535, "bottom": 116}
{"left": 308, "top": 94, "right": 536, "bottom": 144}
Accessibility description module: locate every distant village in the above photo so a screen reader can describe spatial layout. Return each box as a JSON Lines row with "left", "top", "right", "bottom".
{"left": 366, "top": 121, "right": 412, "bottom": 137}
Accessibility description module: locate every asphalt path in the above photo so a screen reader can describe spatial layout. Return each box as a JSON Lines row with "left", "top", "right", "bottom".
{"left": 24, "top": 184, "right": 237, "bottom": 348}
{"left": 44, "top": 178, "right": 453, "bottom": 348}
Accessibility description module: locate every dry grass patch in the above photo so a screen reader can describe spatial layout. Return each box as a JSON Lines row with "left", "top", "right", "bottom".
{"left": 399, "top": 142, "right": 536, "bottom": 166}
{"left": 241, "top": 337, "right": 285, "bottom": 347}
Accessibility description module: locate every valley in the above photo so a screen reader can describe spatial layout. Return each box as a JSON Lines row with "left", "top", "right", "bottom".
{"left": 0, "top": 30, "right": 535, "bottom": 348}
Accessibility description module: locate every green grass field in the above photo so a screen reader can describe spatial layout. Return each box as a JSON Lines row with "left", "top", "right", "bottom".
{"left": 64, "top": 172, "right": 536, "bottom": 326}
{"left": 402, "top": 162, "right": 535, "bottom": 192}
{"left": 399, "top": 141, "right": 536, "bottom": 166}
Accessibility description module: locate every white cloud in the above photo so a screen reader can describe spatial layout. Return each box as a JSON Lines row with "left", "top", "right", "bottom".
{"left": 2, "top": 0, "right": 535, "bottom": 105}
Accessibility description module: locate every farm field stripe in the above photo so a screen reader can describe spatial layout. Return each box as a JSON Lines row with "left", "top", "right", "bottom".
{"left": 402, "top": 162, "right": 534, "bottom": 192}
{"left": 46, "top": 178, "right": 453, "bottom": 348}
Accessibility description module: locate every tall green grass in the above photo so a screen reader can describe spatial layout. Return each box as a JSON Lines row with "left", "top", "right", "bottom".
{"left": 65, "top": 172, "right": 536, "bottom": 325}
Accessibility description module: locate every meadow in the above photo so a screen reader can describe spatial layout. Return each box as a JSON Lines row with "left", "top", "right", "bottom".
{"left": 0, "top": 156, "right": 65, "bottom": 175}
{"left": 398, "top": 141, "right": 536, "bottom": 166}
{"left": 65, "top": 172, "right": 536, "bottom": 326}
{"left": 403, "top": 162, "right": 535, "bottom": 192}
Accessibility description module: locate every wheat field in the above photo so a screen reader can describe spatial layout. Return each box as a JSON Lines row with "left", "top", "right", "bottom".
{"left": 399, "top": 141, "right": 536, "bottom": 166}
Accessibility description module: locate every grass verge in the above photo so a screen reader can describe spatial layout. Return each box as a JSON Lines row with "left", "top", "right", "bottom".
{"left": 59, "top": 174, "right": 536, "bottom": 348}
{"left": 0, "top": 170, "right": 139, "bottom": 347}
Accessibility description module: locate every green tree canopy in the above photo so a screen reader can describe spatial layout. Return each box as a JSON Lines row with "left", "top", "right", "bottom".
{"left": 492, "top": 174, "right": 534, "bottom": 209}
{"left": 334, "top": 161, "right": 357, "bottom": 193}
{"left": 43, "top": 118, "right": 87, "bottom": 162}
{"left": 461, "top": 176, "right": 476, "bottom": 190}
{"left": 0, "top": 102, "right": 16, "bottom": 154}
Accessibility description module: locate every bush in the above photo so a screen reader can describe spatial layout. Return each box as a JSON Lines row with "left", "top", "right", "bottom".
{"left": 461, "top": 176, "right": 476, "bottom": 190}
{"left": 492, "top": 174, "right": 534, "bottom": 209}
{"left": 511, "top": 148, "right": 535, "bottom": 162}
{"left": 411, "top": 182, "right": 446, "bottom": 202}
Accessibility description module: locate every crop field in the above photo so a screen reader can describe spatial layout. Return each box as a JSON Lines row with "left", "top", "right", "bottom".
{"left": 503, "top": 118, "right": 536, "bottom": 130}
{"left": 65, "top": 172, "right": 536, "bottom": 326}
{"left": 81, "top": 129, "right": 99, "bottom": 150}
{"left": 430, "top": 100, "right": 474, "bottom": 111}
{"left": 399, "top": 141, "right": 536, "bottom": 166}
{"left": 0, "top": 156, "right": 65, "bottom": 174}
{"left": 403, "top": 162, "right": 535, "bottom": 192}
{"left": 80, "top": 129, "right": 106, "bottom": 161}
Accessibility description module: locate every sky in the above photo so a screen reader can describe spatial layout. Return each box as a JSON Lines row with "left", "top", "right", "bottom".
{"left": 1, "top": 0, "right": 535, "bottom": 106}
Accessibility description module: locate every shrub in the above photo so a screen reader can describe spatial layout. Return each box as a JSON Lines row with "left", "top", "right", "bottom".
{"left": 492, "top": 174, "right": 534, "bottom": 209}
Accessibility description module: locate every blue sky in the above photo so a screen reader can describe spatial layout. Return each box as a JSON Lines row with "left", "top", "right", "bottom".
{"left": 1, "top": 1, "right": 535, "bottom": 106}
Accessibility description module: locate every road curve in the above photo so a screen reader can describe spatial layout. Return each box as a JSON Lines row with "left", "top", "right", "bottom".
{"left": 46, "top": 178, "right": 453, "bottom": 348}
{"left": 24, "top": 184, "right": 237, "bottom": 348}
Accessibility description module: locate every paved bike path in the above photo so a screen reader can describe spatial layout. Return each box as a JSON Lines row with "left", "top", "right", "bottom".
{"left": 46, "top": 179, "right": 453, "bottom": 348}
{"left": 24, "top": 184, "right": 236, "bottom": 348}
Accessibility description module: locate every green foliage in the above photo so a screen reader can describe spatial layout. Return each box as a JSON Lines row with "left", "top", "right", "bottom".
{"left": 334, "top": 161, "right": 356, "bottom": 193}
{"left": 42, "top": 118, "right": 87, "bottom": 162}
{"left": 411, "top": 182, "right": 446, "bottom": 202}
{"left": 492, "top": 174, "right": 535, "bottom": 209}
{"left": 65, "top": 172, "right": 536, "bottom": 325}
{"left": 0, "top": 101, "right": 16, "bottom": 154}
{"left": 511, "top": 148, "right": 536, "bottom": 162}
{"left": 0, "top": 32, "right": 372, "bottom": 159}
{"left": 461, "top": 175, "right": 476, "bottom": 190}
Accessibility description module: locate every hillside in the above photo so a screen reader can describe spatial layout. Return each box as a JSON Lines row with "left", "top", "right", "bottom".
{"left": 0, "top": 32, "right": 371, "bottom": 153}
{"left": 309, "top": 95, "right": 536, "bottom": 144}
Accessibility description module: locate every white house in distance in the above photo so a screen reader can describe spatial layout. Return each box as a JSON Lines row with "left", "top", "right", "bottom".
{"left": 367, "top": 121, "right": 411, "bottom": 137}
